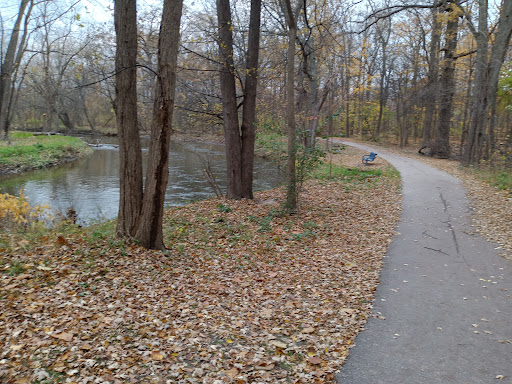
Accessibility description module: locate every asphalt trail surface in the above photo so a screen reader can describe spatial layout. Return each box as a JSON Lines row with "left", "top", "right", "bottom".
{"left": 335, "top": 141, "right": 512, "bottom": 384}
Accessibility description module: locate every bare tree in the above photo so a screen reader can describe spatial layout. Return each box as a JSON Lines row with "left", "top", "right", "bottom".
{"left": 115, "top": 0, "right": 143, "bottom": 238}
{"left": 216, "top": 0, "right": 262, "bottom": 199}
{"left": 282, "top": 0, "right": 302, "bottom": 212}
{"left": 420, "top": 1, "right": 441, "bottom": 151}
{"left": 135, "top": 0, "right": 184, "bottom": 249}
{"left": 0, "top": 0, "right": 33, "bottom": 138}
{"left": 431, "top": 1, "right": 460, "bottom": 158}
{"left": 114, "top": 0, "right": 184, "bottom": 250}
{"left": 461, "top": 0, "right": 512, "bottom": 165}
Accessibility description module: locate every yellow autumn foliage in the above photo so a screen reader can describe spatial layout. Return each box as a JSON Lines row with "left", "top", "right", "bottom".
{"left": 0, "top": 190, "right": 50, "bottom": 229}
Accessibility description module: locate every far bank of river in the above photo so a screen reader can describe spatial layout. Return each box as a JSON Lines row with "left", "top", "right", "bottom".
{"left": 0, "top": 132, "right": 92, "bottom": 176}
{"left": 0, "top": 137, "right": 283, "bottom": 224}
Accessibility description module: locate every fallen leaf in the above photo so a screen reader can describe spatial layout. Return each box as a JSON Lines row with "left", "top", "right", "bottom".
{"left": 51, "top": 332, "right": 73, "bottom": 342}
{"left": 261, "top": 308, "right": 273, "bottom": 318}
{"left": 225, "top": 367, "right": 239, "bottom": 378}
{"left": 255, "top": 362, "right": 275, "bottom": 371}
{"left": 271, "top": 340, "right": 287, "bottom": 349}
{"left": 308, "top": 356, "right": 322, "bottom": 365}
{"left": 151, "top": 351, "right": 164, "bottom": 360}
{"left": 80, "top": 344, "right": 93, "bottom": 350}
{"left": 10, "top": 344, "right": 25, "bottom": 351}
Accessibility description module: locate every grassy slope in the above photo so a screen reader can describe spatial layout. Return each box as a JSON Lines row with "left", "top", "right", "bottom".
{"left": 0, "top": 132, "right": 92, "bottom": 174}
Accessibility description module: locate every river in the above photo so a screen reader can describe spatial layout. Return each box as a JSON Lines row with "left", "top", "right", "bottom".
{"left": 0, "top": 139, "right": 284, "bottom": 224}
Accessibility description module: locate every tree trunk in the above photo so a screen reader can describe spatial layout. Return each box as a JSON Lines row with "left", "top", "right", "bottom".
{"left": 459, "top": 59, "right": 473, "bottom": 156}
{"left": 0, "top": 0, "right": 31, "bottom": 138}
{"left": 376, "top": 19, "right": 391, "bottom": 137}
{"left": 282, "top": 0, "right": 301, "bottom": 212}
{"left": 461, "top": 0, "right": 512, "bottom": 165}
{"left": 421, "top": 2, "right": 441, "bottom": 150}
{"left": 3, "top": 0, "right": 33, "bottom": 138}
{"left": 240, "top": 0, "right": 262, "bottom": 199}
{"left": 484, "top": 0, "right": 512, "bottom": 159}
{"left": 298, "top": 32, "right": 320, "bottom": 149}
{"left": 135, "top": 0, "right": 184, "bottom": 250}
{"left": 58, "top": 111, "right": 74, "bottom": 132}
{"left": 462, "top": 0, "right": 488, "bottom": 165}
{"left": 343, "top": 35, "right": 351, "bottom": 138}
{"left": 114, "top": 0, "right": 143, "bottom": 238}
{"left": 216, "top": 0, "right": 243, "bottom": 199}
{"left": 431, "top": 5, "right": 459, "bottom": 158}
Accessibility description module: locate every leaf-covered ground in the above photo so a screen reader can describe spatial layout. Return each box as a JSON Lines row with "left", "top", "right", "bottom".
{"left": 0, "top": 148, "right": 402, "bottom": 383}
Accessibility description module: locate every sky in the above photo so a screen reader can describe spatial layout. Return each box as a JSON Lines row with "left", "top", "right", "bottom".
{"left": 0, "top": 0, "right": 196, "bottom": 32}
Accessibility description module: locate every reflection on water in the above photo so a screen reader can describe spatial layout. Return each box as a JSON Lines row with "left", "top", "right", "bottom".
{"left": 0, "top": 140, "right": 283, "bottom": 224}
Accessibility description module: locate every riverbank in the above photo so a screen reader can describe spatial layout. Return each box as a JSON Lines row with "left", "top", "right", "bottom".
{"left": 0, "top": 146, "right": 402, "bottom": 383}
{"left": 0, "top": 132, "right": 92, "bottom": 176}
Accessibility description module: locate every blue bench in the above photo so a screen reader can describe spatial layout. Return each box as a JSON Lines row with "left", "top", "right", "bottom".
{"left": 362, "top": 152, "right": 377, "bottom": 164}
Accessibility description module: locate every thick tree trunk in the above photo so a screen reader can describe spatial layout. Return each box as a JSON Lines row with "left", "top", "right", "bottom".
{"left": 421, "top": 3, "right": 441, "bottom": 150}
{"left": 462, "top": 0, "right": 488, "bottom": 165}
{"left": 431, "top": 6, "right": 459, "bottom": 158}
{"left": 114, "top": 0, "right": 143, "bottom": 238}
{"left": 240, "top": 0, "right": 262, "bottom": 199}
{"left": 217, "top": 0, "right": 243, "bottom": 199}
{"left": 484, "top": 0, "right": 512, "bottom": 159}
{"left": 135, "top": 0, "right": 184, "bottom": 250}
{"left": 461, "top": 0, "right": 512, "bottom": 165}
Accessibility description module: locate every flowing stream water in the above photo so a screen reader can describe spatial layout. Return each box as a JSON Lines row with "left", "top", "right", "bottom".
{"left": 0, "top": 139, "right": 283, "bottom": 224}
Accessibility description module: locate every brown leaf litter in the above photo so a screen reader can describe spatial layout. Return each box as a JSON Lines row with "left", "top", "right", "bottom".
{"left": 0, "top": 147, "right": 401, "bottom": 383}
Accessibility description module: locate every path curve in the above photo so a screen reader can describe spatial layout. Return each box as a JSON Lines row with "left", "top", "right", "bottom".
{"left": 334, "top": 141, "right": 512, "bottom": 384}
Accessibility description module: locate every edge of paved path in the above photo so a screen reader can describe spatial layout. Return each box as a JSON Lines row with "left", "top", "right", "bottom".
{"left": 335, "top": 140, "right": 512, "bottom": 384}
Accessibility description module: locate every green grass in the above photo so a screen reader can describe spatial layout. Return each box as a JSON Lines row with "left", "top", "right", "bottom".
{"left": 255, "top": 126, "right": 401, "bottom": 189}
{"left": 479, "top": 167, "right": 512, "bottom": 193}
{"left": 255, "top": 124, "right": 287, "bottom": 162}
{"left": 6, "top": 260, "right": 25, "bottom": 276}
{"left": 313, "top": 162, "right": 383, "bottom": 181}
{"left": 0, "top": 132, "right": 92, "bottom": 170}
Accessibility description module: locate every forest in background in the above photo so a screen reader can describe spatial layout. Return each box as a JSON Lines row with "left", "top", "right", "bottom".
{"left": 1, "top": 0, "right": 512, "bottom": 166}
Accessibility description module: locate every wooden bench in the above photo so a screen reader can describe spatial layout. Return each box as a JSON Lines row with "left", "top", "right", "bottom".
{"left": 362, "top": 152, "right": 377, "bottom": 164}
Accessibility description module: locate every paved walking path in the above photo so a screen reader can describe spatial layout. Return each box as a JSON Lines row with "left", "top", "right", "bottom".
{"left": 334, "top": 141, "right": 512, "bottom": 384}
